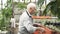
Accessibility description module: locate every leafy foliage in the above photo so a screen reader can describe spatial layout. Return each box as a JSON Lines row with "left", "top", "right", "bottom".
{"left": 37, "top": 0, "right": 60, "bottom": 18}
{"left": 0, "top": 8, "right": 12, "bottom": 31}
{"left": 37, "top": 0, "right": 45, "bottom": 7}
{"left": 43, "top": 0, "right": 57, "bottom": 16}
{"left": 14, "top": 2, "right": 27, "bottom": 9}
{"left": 0, "top": 0, "right": 12, "bottom": 31}
{"left": 37, "top": 0, "right": 60, "bottom": 32}
{"left": 42, "top": 0, "right": 60, "bottom": 19}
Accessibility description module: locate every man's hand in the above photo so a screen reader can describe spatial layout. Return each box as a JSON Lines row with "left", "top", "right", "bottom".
{"left": 36, "top": 27, "right": 45, "bottom": 33}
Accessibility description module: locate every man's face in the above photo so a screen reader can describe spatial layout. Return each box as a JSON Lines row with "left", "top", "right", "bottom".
{"left": 29, "top": 7, "right": 36, "bottom": 14}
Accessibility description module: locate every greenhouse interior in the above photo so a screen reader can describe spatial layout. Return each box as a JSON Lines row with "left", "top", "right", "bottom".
{"left": 0, "top": 0, "right": 60, "bottom": 34}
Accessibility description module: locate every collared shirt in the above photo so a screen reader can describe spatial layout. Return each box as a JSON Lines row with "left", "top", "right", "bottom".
{"left": 26, "top": 10, "right": 32, "bottom": 17}
{"left": 18, "top": 10, "right": 37, "bottom": 34}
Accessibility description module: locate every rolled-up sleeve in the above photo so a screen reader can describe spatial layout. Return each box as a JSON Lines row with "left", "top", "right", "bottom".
{"left": 23, "top": 19, "right": 37, "bottom": 33}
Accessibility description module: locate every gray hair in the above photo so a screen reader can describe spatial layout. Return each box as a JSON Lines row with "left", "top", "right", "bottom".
{"left": 27, "top": 3, "right": 36, "bottom": 10}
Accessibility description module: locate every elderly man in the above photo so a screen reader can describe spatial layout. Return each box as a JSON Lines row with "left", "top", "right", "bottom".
{"left": 18, "top": 3, "right": 45, "bottom": 34}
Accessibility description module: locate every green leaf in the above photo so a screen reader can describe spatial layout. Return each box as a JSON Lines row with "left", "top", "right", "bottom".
{"left": 37, "top": 0, "right": 45, "bottom": 7}
{"left": 43, "top": 0, "right": 57, "bottom": 16}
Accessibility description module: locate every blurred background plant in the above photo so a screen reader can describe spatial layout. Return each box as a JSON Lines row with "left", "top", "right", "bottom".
{"left": 0, "top": 0, "right": 12, "bottom": 31}
{"left": 37, "top": 0, "right": 60, "bottom": 32}
{"left": 0, "top": 0, "right": 27, "bottom": 31}
{"left": 37, "top": 0, "right": 60, "bottom": 18}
